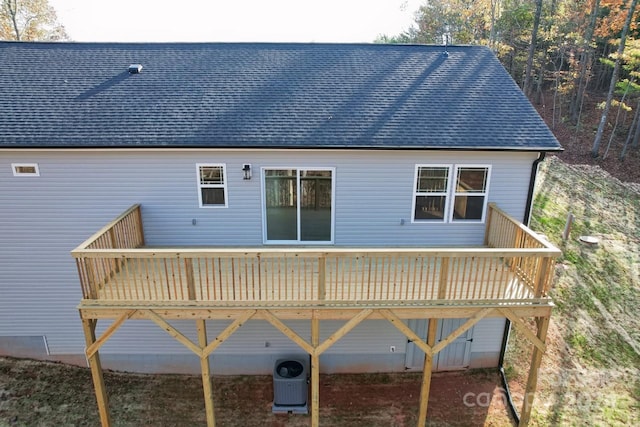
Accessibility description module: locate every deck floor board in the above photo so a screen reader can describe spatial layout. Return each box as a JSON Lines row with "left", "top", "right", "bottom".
{"left": 94, "top": 256, "right": 535, "bottom": 305}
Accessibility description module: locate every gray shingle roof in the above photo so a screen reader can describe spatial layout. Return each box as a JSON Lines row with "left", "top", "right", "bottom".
{"left": 0, "top": 42, "right": 561, "bottom": 151}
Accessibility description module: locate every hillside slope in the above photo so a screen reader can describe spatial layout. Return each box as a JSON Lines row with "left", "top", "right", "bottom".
{"left": 506, "top": 155, "right": 640, "bottom": 426}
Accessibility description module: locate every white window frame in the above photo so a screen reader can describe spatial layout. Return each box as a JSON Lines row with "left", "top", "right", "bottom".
{"left": 12, "top": 163, "right": 40, "bottom": 177}
{"left": 411, "top": 164, "right": 453, "bottom": 223}
{"left": 412, "top": 164, "right": 491, "bottom": 223}
{"left": 450, "top": 165, "right": 492, "bottom": 223}
{"left": 261, "top": 166, "right": 336, "bottom": 245}
{"left": 196, "top": 163, "right": 228, "bottom": 208}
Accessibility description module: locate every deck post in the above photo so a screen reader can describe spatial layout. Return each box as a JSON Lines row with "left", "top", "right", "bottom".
{"left": 311, "top": 310, "right": 320, "bottom": 427}
{"left": 186, "top": 259, "right": 197, "bottom": 300}
{"left": 417, "top": 318, "right": 438, "bottom": 427}
{"left": 81, "top": 319, "right": 112, "bottom": 427}
{"left": 317, "top": 256, "right": 326, "bottom": 301}
{"left": 135, "top": 205, "right": 145, "bottom": 246}
{"left": 534, "top": 257, "right": 551, "bottom": 297}
{"left": 197, "top": 319, "right": 216, "bottom": 427}
{"left": 519, "top": 315, "right": 550, "bottom": 426}
{"left": 85, "top": 259, "right": 98, "bottom": 299}
{"left": 484, "top": 203, "right": 494, "bottom": 246}
{"left": 437, "top": 258, "right": 449, "bottom": 299}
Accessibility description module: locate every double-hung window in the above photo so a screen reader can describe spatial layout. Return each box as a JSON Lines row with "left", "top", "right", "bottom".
{"left": 197, "top": 164, "right": 227, "bottom": 207}
{"left": 452, "top": 166, "right": 490, "bottom": 221}
{"left": 413, "top": 166, "right": 451, "bottom": 221}
{"left": 413, "top": 164, "right": 490, "bottom": 222}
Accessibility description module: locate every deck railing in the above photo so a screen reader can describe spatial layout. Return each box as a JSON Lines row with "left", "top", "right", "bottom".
{"left": 74, "top": 204, "right": 144, "bottom": 299}
{"left": 72, "top": 204, "right": 560, "bottom": 306}
{"left": 484, "top": 205, "right": 557, "bottom": 297}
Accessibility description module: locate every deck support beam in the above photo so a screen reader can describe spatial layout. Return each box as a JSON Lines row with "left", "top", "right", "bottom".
{"left": 196, "top": 320, "right": 216, "bottom": 427}
{"left": 417, "top": 318, "right": 438, "bottom": 427}
{"left": 432, "top": 308, "right": 493, "bottom": 355}
{"left": 81, "top": 319, "right": 112, "bottom": 427}
{"left": 143, "top": 309, "right": 202, "bottom": 355}
{"left": 262, "top": 310, "right": 314, "bottom": 354}
{"left": 311, "top": 311, "right": 320, "bottom": 427}
{"left": 86, "top": 310, "right": 135, "bottom": 358}
{"left": 202, "top": 310, "right": 257, "bottom": 357}
{"left": 379, "top": 309, "right": 432, "bottom": 356}
{"left": 519, "top": 315, "right": 550, "bottom": 426}
{"left": 77, "top": 305, "right": 553, "bottom": 426}
{"left": 315, "top": 308, "right": 372, "bottom": 356}
{"left": 79, "top": 304, "right": 552, "bottom": 321}
{"left": 499, "top": 308, "right": 546, "bottom": 352}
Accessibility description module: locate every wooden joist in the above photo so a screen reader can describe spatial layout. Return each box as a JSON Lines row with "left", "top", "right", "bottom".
{"left": 79, "top": 304, "right": 552, "bottom": 321}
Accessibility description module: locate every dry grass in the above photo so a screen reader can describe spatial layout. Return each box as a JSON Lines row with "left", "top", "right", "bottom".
{"left": 0, "top": 357, "right": 513, "bottom": 426}
{"left": 505, "top": 156, "right": 640, "bottom": 426}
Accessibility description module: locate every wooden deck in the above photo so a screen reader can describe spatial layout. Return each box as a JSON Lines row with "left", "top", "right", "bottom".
{"left": 72, "top": 203, "right": 560, "bottom": 427}
{"left": 73, "top": 203, "right": 559, "bottom": 309}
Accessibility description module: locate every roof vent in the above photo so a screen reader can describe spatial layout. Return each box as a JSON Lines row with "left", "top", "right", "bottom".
{"left": 128, "top": 64, "right": 143, "bottom": 74}
{"left": 442, "top": 24, "right": 451, "bottom": 57}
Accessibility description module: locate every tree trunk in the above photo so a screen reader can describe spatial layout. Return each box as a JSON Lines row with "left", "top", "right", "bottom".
{"left": 619, "top": 99, "right": 640, "bottom": 159}
{"left": 523, "top": 0, "right": 543, "bottom": 97}
{"left": 591, "top": 0, "right": 639, "bottom": 157}
{"left": 489, "top": 0, "right": 498, "bottom": 50}
{"left": 534, "top": 60, "right": 544, "bottom": 104}
{"left": 603, "top": 78, "right": 633, "bottom": 158}
{"left": 570, "top": 0, "right": 600, "bottom": 123}
{"left": 5, "top": 0, "right": 22, "bottom": 40}
{"left": 596, "top": 43, "right": 613, "bottom": 91}
{"left": 632, "top": 101, "right": 640, "bottom": 148}
{"left": 553, "top": 49, "right": 566, "bottom": 129}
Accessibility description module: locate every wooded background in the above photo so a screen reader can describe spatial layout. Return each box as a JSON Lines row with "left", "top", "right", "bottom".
{"left": 377, "top": 0, "right": 640, "bottom": 162}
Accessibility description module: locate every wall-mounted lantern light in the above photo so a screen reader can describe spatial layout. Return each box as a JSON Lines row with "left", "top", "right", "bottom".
{"left": 242, "top": 164, "right": 252, "bottom": 180}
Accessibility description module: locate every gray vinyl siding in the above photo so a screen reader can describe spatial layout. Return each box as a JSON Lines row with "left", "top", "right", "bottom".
{"left": 92, "top": 320, "right": 406, "bottom": 356}
{"left": 470, "top": 318, "right": 507, "bottom": 353}
{"left": 468, "top": 317, "right": 507, "bottom": 369}
{"left": 0, "top": 149, "right": 536, "bottom": 360}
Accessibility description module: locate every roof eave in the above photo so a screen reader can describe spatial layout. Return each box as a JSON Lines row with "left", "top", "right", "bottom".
{"left": 0, "top": 144, "right": 564, "bottom": 152}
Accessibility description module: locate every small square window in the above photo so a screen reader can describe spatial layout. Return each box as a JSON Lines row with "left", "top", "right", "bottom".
{"left": 12, "top": 163, "right": 39, "bottom": 176}
{"left": 196, "top": 164, "right": 227, "bottom": 208}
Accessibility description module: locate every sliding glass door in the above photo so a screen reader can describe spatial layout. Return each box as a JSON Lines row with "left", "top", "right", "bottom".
{"left": 263, "top": 168, "right": 334, "bottom": 243}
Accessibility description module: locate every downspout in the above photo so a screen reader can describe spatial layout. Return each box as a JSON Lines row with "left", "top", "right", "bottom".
{"left": 523, "top": 151, "right": 546, "bottom": 227}
{"left": 498, "top": 151, "right": 547, "bottom": 424}
{"left": 498, "top": 321, "right": 519, "bottom": 424}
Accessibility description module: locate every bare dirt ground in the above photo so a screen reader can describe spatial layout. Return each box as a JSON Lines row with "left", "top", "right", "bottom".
{"left": 0, "top": 356, "right": 513, "bottom": 426}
